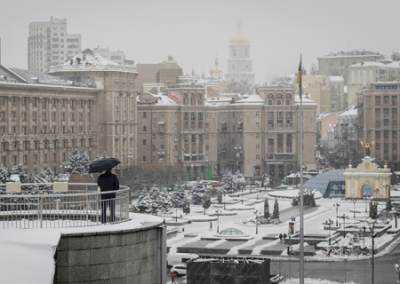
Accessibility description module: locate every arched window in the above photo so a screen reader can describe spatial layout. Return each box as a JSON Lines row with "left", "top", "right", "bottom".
{"left": 277, "top": 94, "right": 283, "bottom": 106}
{"left": 267, "top": 94, "right": 274, "bottom": 105}
{"left": 285, "top": 94, "right": 292, "bottom": 105}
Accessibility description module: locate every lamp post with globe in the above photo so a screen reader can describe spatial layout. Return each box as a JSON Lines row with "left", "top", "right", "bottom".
{"left": 333, "top": 203, "right": 340, "bottom": 227}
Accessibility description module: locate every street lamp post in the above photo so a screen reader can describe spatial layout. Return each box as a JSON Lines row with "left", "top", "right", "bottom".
{"left": 333, "top": 203, "right": 340, "bottom": 227}
{"left": 215, "top": 209, "right": 221, "bottom": 233}
{"left": 324, "top": 219, "right": 333, "bottom": 245}
{"left": 254, "top": 210, "right": 259, "bottom": 234}
{"left": 364, "top": 194, "right": 370, "bottom": 213}
{"left": 353, "top": 199, "right": 357, "bottom": 218}
{"left": 341, "top": 214, "right": 348, "bottom": 237}
{"left": 223, "top": 190, "right": 226, "bottom": 210}
{"left": 241, "top": 185, "right": 244, "bottom": 204}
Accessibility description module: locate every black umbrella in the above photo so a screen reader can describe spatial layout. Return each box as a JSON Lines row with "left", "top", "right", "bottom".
{"left": 89, "top": 158, "right": 121, "bottom": 173}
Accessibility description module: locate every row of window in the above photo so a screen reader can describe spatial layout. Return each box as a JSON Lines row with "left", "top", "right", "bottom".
{"left": 0, "top": 97, "right": 92, "bottom": 109}
{"left": 375, "top": 95, "right": 398, "bottom": 105}
{"left": 1, "top": 125, "right": 90, "bottom": 135}
{"left": 1, "top": 138, "right": 92, "bottom": 151}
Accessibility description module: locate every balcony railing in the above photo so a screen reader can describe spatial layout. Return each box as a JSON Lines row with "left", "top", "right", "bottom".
{"left": 0, "top": 183, "right": 130, "bottom": 229}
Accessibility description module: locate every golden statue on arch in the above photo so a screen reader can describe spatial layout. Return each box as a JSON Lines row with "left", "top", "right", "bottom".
{"left": 360, "top": 141, "right": 375, "bottom": 156}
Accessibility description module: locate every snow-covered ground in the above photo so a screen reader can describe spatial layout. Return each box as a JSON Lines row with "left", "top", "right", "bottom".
{"left": 164, "top": 188, "right": 400, "bottom": 284}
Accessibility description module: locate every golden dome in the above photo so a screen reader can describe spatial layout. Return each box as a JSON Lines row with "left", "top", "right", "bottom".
{"left": 229, "top": 22, "right": 249, "bottom": 45}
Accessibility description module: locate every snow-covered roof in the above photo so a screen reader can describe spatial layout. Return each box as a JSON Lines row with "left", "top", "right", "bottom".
{"left": 295, "top": 95, "right": 317, "bottom": 106}
{"left": 63, "top": 48, "right": 119, "bottom": 66}
{"left": 234, "top": 94, "right": 263, "bottom": 105}
{"left": 329, "top": 76, "right": 344, "bottom": 83}
{"left": 152, "top": 93, "right": 179, "bottom": 105}
{"left": 338, "top": 105, "right": 358, "bottom": 117}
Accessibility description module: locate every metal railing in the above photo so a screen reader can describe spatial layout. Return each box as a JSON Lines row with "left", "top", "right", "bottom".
{"left": 0, "top": 183, "right": 130, "bottom": 229}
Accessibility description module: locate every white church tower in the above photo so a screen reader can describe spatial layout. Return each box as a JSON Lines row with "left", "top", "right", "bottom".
{"left": 225, "top": 22, "right": 255, "bottom": 85}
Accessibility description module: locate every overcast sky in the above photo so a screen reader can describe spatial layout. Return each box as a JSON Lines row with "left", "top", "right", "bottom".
{"left": 1, "top": 0, "right": 400, "bottom": 84}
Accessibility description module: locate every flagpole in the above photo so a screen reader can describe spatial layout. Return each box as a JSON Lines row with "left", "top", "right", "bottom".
{"left": 298, "top": 54, "right": 305, "bottom": 284}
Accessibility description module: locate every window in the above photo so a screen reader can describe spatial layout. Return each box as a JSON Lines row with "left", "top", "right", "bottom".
{"left": 142, "top": 139, "right": 146, "bottom": 145}
{"left": 256, "top": 155, "right": 260, "bottom": 160}
{"left": 143, "top": 112, "right": 147, "bottom": 118}
{"left": 256, "top": 111, "right": 260, "bottom": 117}
{"left": 143, "top": 126, "right": 147, "bottom": 132}
{"left": 256, "top": 144, "right": 260, "bottom": 150}
{"left": 142, "top": 156, "right": 146, "bottom": 162}
{"left": 375, "top": 131, "right": 381, "bottom": 139}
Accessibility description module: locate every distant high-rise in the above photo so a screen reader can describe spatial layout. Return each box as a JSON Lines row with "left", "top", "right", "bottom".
{"left": 225, "top": 22, "right": 255, "bottom": 86}
{"left": 28, "top": 17, "right": 81, "bottom": 72}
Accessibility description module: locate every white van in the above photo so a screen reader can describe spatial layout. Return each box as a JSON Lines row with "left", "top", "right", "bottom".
{"left": 167, "top": 253, "right": 199, "bottom": 267}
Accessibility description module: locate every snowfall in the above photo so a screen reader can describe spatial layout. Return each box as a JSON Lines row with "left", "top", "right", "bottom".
{"left": 2, "top": 187, "right": 400, "bottom": 284}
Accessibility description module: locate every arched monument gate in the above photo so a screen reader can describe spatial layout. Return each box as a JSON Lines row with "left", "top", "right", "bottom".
{"left": 344, "top": 156, "right": 391, "bottom": 199}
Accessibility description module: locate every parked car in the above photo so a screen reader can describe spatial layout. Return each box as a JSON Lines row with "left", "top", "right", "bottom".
{"left": 170, "top": 264, "right": 187, "bottom": 276}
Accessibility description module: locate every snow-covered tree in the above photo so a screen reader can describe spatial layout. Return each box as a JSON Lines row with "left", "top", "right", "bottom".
{"left": 0, "top": 164, "right": 7, "bottom": 182}
{"left": 137, "top": 187, "right": 152, "bottom": 213}
{"left": 171, "top": 183, "right": 186, "bottom": 208}
{"left": 136, "top": 185, "right": 173, "bottom": 215}
{"left": 272, "top": 198, "right": 280, "bottom": 220}
{"left": 183, "top": 198, "right": 190, "bottom": 214}
{"left": 63, "top": 148, "right": 90, "bottom": 174}
{"left": 191, "top": 181, "right": 208, "bottom": 205}
{"left": 264, "top": 199, "right": 270, "bottom": 219}
{"left": 202, "top": 192, "right": 211, "bottom": 214}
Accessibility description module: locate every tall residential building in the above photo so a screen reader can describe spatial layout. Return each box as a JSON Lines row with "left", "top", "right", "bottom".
{"left": 225, "top": 22, "right": 255, "bottom": 86}
{"left": 318, "top": 50, "right": 384, "bottom": 85}
{"left": 348, "top": 61, "right": 400, "bottom": 106}
{"left": 28, "top": 17, "right": 81, "bottom": 72}
{"left": 357, "top": 82, "right": 400, "bottom": 166}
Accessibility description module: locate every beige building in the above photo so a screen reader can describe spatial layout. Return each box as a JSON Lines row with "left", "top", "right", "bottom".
{"left": 318, "top": 50, "right": 384, "bottom": 84}
{"left": 216, "top": 86, "right": 318, "bottom": 179}
{"left": 302, "top": 75, "right": 345, "bottom": 113}
{"left": 357, "top": 82, "right": 400, "bottom": 167}
{"left": 0, "top": 66, "right": 97, "bottom": 173}
{"left": 348, "top": 61, "right": 400, "bottom": 106}
{"left": 49, "top": 49, "right": 139, "bottom": 168}
{"left": 137, "top": 84, "right": 219, "bottom": 180}
{"left": 28, "top": 17, "right": 81, "bottom": 72}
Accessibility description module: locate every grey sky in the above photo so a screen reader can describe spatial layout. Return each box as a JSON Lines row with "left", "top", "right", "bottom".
{"left": 1, "top": 0, "right": 400, "bottom": 84}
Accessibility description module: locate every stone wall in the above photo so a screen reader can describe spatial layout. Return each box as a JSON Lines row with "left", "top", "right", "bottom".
{"left": 55, "top": 224, "right": 164, "bottom": 284}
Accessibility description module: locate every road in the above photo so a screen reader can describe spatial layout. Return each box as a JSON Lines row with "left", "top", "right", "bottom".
{"left": 167, "top": 239, "right": 400, "bottom": 284}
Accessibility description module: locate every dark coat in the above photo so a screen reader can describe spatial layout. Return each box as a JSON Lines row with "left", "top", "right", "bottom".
{"left": 97, "top": 170, "right": 119, "bottom": 199}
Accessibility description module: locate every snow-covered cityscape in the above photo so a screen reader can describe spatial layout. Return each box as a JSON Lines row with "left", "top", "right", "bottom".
{"left": 2, "top": 1, "right": 400, "bottom": 284}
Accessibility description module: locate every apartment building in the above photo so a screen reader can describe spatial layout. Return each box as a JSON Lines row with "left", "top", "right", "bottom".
{"left": 357, "top": 82, "right": 400, "bottom": 166}
{"left": 137, "top": 85, "right": 219, "bottom": 180}
{"left": 348, "top": 61, "right": 400, "bottom": 106}
{"left": 216, "top": 86, "right": 317, "bottom": 180}
{"left": 318, "top": 50, "right": 384, "bottom": 85}
{"left": 28, "top": 17, "right": 81, "bottom": 72}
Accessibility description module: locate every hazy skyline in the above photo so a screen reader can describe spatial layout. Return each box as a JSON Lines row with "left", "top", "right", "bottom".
{"left": 2, "top": 0, "right": 400, "bottom": 84}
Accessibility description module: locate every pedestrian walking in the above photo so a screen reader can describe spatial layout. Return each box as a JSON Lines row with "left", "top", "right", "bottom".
{"left": 97, "top": 168, "right": 119, "bottom": 223}
{"left": 171, "top": 271, "right": 177, "bottom": 284}
{"left": 283, "top": 233, "right": 287, "bottom": 239}
{"left": 279, "top": 233, "right": 283, "bottom": 242}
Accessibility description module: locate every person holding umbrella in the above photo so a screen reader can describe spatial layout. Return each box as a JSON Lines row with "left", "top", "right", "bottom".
{"left": 89, "top": 158, "right": 121, "bottom": 223}
{"left": 97, "top": 168, "right": 119, "bottom": 223}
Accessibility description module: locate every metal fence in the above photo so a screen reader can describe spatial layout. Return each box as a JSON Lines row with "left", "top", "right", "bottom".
{"left": 0, "top": 183, "right": 130, "bottom": 229}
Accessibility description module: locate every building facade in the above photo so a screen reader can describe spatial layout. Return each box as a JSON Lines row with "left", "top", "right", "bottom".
{"left": 225, "top": 22, "right": 255, "bottom": 86}
{"left": 318, "top": 50, "right": 384, "bottom": 85}
{"left": 137, "top": 85, "right": 219, "bottom": 180}
{"left": 348, "top": 61, "right": 400, "bottom": 106}
{"left": 28, "top": 17, "right": 81, "bottom": 72}
{"left": 216, "top": 86, "right": 317, "bottom": 180}
{"left": 0, "top": 49, "right": 138, "bottom": 174}
{"left": 357, "top": 82, "right": 400, "bottom": 166}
